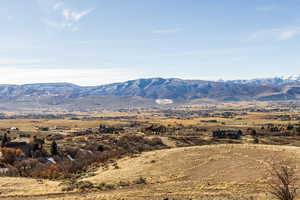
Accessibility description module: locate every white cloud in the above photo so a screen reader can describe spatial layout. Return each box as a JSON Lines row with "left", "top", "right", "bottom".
{"left": 246, "top": 27, "right": 300, "bottom": 41}
{"left": 62, "top": 8, "right": 94, "bottom": 22}
{"left": 152, "top": 28, "right": 182, "bottom": 34}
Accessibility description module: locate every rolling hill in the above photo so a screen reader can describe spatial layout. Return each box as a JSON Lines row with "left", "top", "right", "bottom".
{"left": 1, "top": 144, "right": 298, "bottom": 200}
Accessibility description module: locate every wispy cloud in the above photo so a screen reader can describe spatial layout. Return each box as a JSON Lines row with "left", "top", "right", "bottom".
{"left": 278, "top": 29, "right": 300, "bottom": 40}
{"left": 42, "top": 19, "right": 79, "bottom": 32}
{"left": 41, "top": 1, "right": 95, "bottom": 31}
{"left": 62, "top": 8, "right": 94, "bottom": 22}
{"left": 152, "top": 28, "right": 182, "bottom": 34}
{"left": 246, "top": 27, "right": 300, "bottom": 42}
{"left": 53, "top": 2, "right": 63, "bottom": 10}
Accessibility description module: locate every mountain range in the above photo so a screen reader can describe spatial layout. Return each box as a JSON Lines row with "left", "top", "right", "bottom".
{"left": 0, "top": 75, "right": 300, "bottom": 111}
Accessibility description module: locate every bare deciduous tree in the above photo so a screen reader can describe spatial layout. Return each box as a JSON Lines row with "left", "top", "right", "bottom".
{"left": 267, "top": 159, "right": 297, "bottom": 200}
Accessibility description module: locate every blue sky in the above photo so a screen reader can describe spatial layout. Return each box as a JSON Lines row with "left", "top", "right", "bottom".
{"left": 1, "top": 0, "right": 300, "bottom": 85}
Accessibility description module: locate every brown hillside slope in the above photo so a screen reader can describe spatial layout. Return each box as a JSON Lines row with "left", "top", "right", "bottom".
{"left": 1, "top": 144, "right": 300, "bottom": 200}
{"left": 84, "top": 144, "right": 300, "bottom": 200}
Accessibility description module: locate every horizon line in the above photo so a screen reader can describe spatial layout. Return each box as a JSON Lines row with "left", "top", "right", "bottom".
{"left": 0, "top": 74, "right": 299, "bottom": 87}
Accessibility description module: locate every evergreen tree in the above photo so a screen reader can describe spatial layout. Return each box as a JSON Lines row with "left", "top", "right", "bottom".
{"left": 1, "top": 133, "right": 8, "bottom": 147}
{"left": 50, "top": 140, "right": 58, "bottom": 156}
{"left": 250, "top": 129, "right": 257, "bottom": 136}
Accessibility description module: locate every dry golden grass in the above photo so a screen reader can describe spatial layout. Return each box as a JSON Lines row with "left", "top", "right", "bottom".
{"left": 0, "top": 177, "right": 62, "bottom": 197}
{"left": 80, "top": 144, "right": 300, "bottom": 200}
{"left": 0, "top": 119, "right": 42, "bottom": 132}
{"left": 2, "top": 144, "right": 300, "bottom": 199}
{"left": 40, "top": 119, "right": 128, "bottom": 129}
{"left": 0, "top": 119, "right": 129, "bottom": 133}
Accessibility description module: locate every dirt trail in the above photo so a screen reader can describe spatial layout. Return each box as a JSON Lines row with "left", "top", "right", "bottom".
{"left": 158, "top": 136, "right": 177, "bottom": 147}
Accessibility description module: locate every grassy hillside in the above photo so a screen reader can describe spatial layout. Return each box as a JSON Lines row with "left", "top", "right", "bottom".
{"left": 82, "top": 144, "right": 300, "bottom": 200}
{"left": 1, "top": 144, "right": 299, "bottom": 200}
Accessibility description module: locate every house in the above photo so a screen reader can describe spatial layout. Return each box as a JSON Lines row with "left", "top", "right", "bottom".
{"left": 143, "top": 124, "right": 167, "bottom": 135}
{"left": 212, "top": 130, "right": 243, "bottom": 139}
{"left": 38, "top": 127, "right": 49, "bottom": 131}
{"left": 10, "top": 127, "right": 19, "bottom": 131}
{"left": 3, "top": 142, "right": 31, "bottom": 156}
{"left": 1, "top": 136, "right": 45, "bottom": 157}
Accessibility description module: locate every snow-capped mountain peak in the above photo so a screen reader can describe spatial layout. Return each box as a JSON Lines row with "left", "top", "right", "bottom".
{"left": 228, "top": 74, "right": 300, "bottom": 85}
{"left": 281, "top": 74, "right": 300, "bottom": 81}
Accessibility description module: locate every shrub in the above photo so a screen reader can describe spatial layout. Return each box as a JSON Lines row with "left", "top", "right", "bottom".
{"left": 250, "top": 129, "right": 257, "bottom": 136}
{"left": 133, "top": 177, "right": 147, "bottom": 184}
{"left": 60, "top": 180, "right": 116, "bottom": 192}
{"left": 14, "top": 158, "right": 40, "bottom": 176}
{"left": 287, "top": 124, "right": 294, "bottom": 131}
{"left": 253, "top": 137, "right": 259, "bottom": 144}
{"left": 295, "top": 127, "right": 300, "bottom": 135}
{"left": 30, "top": 163, "right": 62, "bottom": 179}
